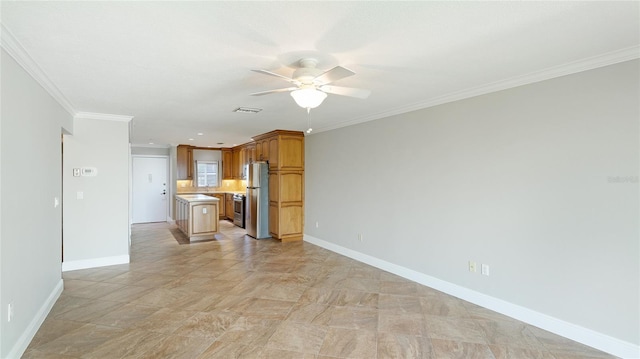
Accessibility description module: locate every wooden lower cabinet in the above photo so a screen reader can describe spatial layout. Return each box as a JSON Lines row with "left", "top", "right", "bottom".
{"left": 208, "top": 194, "right": 225, "bottom": 218}
{"left": 225, "top": 193, "right": 234, "bottom": 220}
{"left": 268, "top": 170, "right": 304, "bottom": 241}
{"left": 175, "top": 195, "right": 219, "bottom": 240}
{"left": 192, "top": 204, "right": 218, "bottom": 234}
{"left": 176, "top": 197, "right": 188, "bottom": 233}
{"left": 279, "top": 205, "right": 303, "bottom": 239}
{"left": 269, "top": 203, "right": 279, "bottom": 238}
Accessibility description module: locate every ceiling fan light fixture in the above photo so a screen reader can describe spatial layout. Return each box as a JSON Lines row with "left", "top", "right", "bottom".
{"left": 290, "top": 88, "right": 327, "bottom": 109}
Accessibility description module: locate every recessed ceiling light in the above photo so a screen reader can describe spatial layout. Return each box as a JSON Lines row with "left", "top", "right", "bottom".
{"left": 233, "top": 107, "right": 262, "bottom": 114}
{"left": 188, "top": 138, "right": 194, "bottom": 141}
{"left": 197, "top": 133, "right": 204, "bottom": 136}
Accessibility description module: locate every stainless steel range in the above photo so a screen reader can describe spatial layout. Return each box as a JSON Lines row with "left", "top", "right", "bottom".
{"left": 233, "top": 193, "right": 246, "bottom": 228}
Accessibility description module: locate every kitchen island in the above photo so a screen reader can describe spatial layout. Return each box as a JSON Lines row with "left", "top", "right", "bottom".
{"left": 175, "top": 194, "right": 220, "bottom": 241}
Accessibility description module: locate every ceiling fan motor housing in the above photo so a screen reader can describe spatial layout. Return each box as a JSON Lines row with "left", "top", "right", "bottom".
{"left": 293, "top": 58, "right": 323, "bottom": 85}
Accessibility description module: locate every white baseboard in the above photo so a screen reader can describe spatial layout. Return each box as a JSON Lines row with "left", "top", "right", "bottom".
{"left": 304, "top": 234, "right": 640, "bottom": 359}
{"left": 6, "top": 279, "right": 63, "bottom": 359}
{"left": 62, "top": 254, "right": 130, "bottom": 272}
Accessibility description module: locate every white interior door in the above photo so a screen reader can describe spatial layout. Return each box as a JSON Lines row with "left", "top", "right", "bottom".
{"left": 132, "top": 156, "right": 167, "bottom": 223}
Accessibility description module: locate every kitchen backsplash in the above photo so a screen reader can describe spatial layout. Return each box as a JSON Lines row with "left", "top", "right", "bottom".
{"left": 176, "top": 179, "right": 247, "bottom": 193}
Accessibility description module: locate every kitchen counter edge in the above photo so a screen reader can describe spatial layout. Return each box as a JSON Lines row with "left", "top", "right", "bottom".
{"left": 175, "top": 194, "right": 221, "bottom": 202}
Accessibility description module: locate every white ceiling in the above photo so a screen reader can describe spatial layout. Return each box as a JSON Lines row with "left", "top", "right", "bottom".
{"left": 1, "top": 1, "right": 638, "bottom": 148}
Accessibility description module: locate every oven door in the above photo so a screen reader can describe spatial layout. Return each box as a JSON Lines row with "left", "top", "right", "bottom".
{"left": 233, "top": 198, "right": 243, "bottom": 215}
{"left": 233, "top": 196, "right": 245, "bottom": 228}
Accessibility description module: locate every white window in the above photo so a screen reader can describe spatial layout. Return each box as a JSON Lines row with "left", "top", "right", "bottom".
{"left": 196, "top": 161, "right": 219, "bottom": 187}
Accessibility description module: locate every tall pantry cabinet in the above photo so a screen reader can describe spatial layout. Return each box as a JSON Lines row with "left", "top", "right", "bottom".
{"left": 253, "top": 130, "right": 304, "bottom": 242}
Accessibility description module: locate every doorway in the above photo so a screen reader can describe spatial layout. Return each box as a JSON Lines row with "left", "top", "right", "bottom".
{"left": 132, "top": 156, "right": 168, "bottom": 223}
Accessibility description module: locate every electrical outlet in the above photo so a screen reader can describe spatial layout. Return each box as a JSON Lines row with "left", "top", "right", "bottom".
{"left": 8, "top": 303, "right": 14, "bottom": 322}
{"left": 469, "top": 261, "right": 477, "bottom": 273}
{"left": 481, "top": 264, "right": 490, "bottom": 276}
{"left": 358, "top": 233, "right": 363, "bottom": 242}
{"left": 315, "top": 221, "right": 319, "bottom": 228}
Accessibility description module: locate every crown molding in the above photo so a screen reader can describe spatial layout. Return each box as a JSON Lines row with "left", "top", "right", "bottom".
{"left": 0, "top": 23, "right": 76, "bottom": 117}
{"left": 74, "top": 112, "right": 133, "bottom": 122}
{"left": 315, "top": 45, "right": 640, "bottom": 134}
{"left": 1, "top": 24, "right": 135, "bottom": 123}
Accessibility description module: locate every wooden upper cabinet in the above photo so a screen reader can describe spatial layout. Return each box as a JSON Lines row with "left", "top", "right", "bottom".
{"left": 253, "top": 130, "right": 304, "bottom": 171}
{"left": 245, "top": 144, "right": 256, "bottom": 165}
{"left": 177, "top": 145, "right": 193, "bottom": 180}
{"left": 238, "top": 147, "right": 246, "bottom": 179}
{"left": 256, "top": 139, "right": 269, "bottom": 162}
{"left": 268, "top": 137, "right": 279, "bottom": 170}
{"left": 279, "top": 135, "right": 304, "bottom": 170}
{"left": 222, "top": 149, "right": 233, "bottom": 180}
{"left": 255, "top": 141, "right": 262, "bottom": 161}
{"left": 232, "top": 147, "right": 240, "bottom": 179}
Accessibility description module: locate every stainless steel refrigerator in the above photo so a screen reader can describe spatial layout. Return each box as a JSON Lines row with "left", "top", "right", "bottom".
{"left": 246, "top": 162, "right": 270, "bottom": 239}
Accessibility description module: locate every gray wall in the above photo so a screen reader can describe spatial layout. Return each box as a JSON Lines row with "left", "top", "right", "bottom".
{"left": 131, "top": 146, "right": 170, "bottom": 156}
{"left": 305, "top": 60, "right": 639, "bottom": 346}
{"left": 193, "top": 149, "right": 222, "bottom": 164}
{"left": 63, "top": 117, "right": 130, "bottom": 268}
{"left": 0, "top": 49, "right": 73, "bottom": 357}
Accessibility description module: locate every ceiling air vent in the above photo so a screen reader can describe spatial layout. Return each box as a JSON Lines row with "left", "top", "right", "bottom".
{"left": 233, "top": 107, "right": 262, "bottom": 114}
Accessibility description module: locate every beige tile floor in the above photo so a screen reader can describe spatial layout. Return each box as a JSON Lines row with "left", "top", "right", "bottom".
{"left": 23, "top": 221, "right": 618, "bottom": 359}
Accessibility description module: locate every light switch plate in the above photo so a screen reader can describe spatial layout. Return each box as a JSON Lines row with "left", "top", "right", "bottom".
{"left": 481, "top": 264, "right": 490, "bottom": 276}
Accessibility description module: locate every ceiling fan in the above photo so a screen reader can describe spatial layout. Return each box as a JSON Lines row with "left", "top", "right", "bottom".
{"left": 250, "top": 58, "right": 371, "bottom": 111}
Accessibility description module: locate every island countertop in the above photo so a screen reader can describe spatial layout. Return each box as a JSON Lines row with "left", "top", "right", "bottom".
{"left": 175, "top": 194, "right": 221, "bottom": 202}
{"left": 176, "top": 191, "right": 246, "bottom": 196}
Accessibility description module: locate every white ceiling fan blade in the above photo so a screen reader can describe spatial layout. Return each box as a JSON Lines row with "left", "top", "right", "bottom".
{"left": 319, "top": 85, "right": 371, "bottom": 99}
{"left": 250, "top": 87, "right": 297, "bottom": 96}
{"left": 313, "top": 66, "right": 355, "bottom": 85}
{"left": 251, "top": 69, "right": 297, "bottom": 84}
